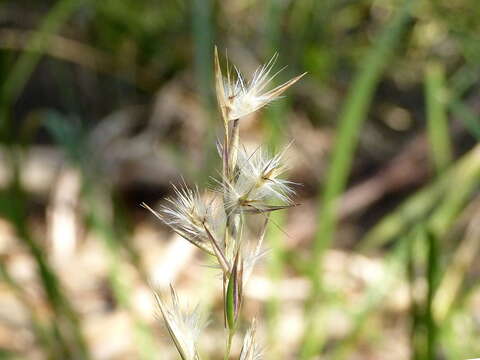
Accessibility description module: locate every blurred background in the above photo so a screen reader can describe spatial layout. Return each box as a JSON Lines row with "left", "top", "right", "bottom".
{"left": 0, "top": 0, "right": 480, "bottom": 359}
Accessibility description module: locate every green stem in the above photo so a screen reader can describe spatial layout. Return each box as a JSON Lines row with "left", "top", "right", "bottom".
{"left": 426, "top": 229, "right": 439, "bottom": 360}
{"left": 425, "top": 62, "right": 452, "bottom": 174}
{"left": 224, "top": 330, "right": 234, "bottom": 360}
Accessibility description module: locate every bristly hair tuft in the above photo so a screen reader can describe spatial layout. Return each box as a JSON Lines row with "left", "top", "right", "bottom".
{"left": 215, "top": 49, "right": 306, "bottom": 121}
{"left": 220, "top": 146, "right": 297, "bottom": 215}
{"left": 154, "top": 286, "right": 207, "bottom": 360}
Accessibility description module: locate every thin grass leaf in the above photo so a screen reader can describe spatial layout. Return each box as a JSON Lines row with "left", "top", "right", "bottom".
{"left": 361, "top": 143, "right": 480, "bottom": 250}
{"left": 0, "top": 0, "right": 86, "bottom": 135}
{"left": 433, "top": 216, "right": 480, "bottom": 322}
{"left": 450, "top": 100, "right": 480, "bottom": 140}
{"left": 303, "top": 1, "right": 413, "bottom": 356}
{"left": 425, "top": 62, "right": 453, "bottom": 173}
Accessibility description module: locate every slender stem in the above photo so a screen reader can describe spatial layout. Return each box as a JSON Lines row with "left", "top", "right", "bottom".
{"left": 228, "top": 119, "right": 240, "bottom": 178}
{"left": 223, "top": 129, "right": 230, "bottom": 180}
{"left": 425, "top": 62, "right": 452, "bottom": 174}
{"left": 224, "top": 330, "right": 234, "bottom": 360}
{"left": 221, "top": 113, "right": 239, "bottom": 360}
{"left": 223, "top": 120, "right": 240, "bottom": 253}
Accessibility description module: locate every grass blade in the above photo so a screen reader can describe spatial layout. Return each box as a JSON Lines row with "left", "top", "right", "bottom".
{"left": 425, "top": 62, "right": 453, "bottom": 173}
{"left": 302, "top": 1, "right": 413, "bottom": 356}
{"left": 0, "top": 0, "right": 86, "bottom": 136}
{"left": 361, "top": 143, "right": 480, "bottom": 250}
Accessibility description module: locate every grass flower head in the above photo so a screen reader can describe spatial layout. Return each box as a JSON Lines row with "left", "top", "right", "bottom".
{"left": 222, "top": 146, "right": 296, "bottom": 214}
{"left": 215, "top": 47, "right": 306, "bottom": 122}
{"left": 239, "top": 319, "right": 262, "bottom": 360}
{"left": 143, "top": 184, "right": 225, "bottom": 255}
{"left": 154, "top": 286, "right": 206, "bottom": 360}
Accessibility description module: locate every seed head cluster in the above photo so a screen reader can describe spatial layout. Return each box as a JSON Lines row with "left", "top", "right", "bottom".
{"left": 143, "top": 184, "right": 225, "bottom": 256}
{"left": 146, "top": 47, "right": 304, "bottom": 359}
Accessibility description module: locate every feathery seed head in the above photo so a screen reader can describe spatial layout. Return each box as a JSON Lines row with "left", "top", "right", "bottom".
{"left": 147, "top": 48, "right": 304, "bottom": 360}
{"left": 143, "top": 184, "right": 225, "bottom": 254}
{"left": 239, "top": 319, "right": 262, "bottom": 360}
{"left": 154, "top": 286, "right": 206, "bottom": 360}
{"left": 214, "top": 47, "right": 306, "bottom": 122}
{"left": 222, "top": 147, "right": 296, "bottom": 214}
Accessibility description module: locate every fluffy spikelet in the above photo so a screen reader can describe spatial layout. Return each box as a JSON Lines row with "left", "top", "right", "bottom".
{"left": 222, "top": 146, "right": 296, "bottom": 214}
{"left": 239, "top": 319, "right": 262, "bottom": 360}
{"left": 143, "top": 184, "right": 225, "bottom": 255}
{"left": 154, "top": 286, "right": 206, "bottom": 360}
{"left": 215, "top": 48, "right": 306, "bottom": 121}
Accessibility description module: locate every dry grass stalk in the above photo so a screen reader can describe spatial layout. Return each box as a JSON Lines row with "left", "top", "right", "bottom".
{"left": 146, "top": 47, "right": 304, "bottom": 359}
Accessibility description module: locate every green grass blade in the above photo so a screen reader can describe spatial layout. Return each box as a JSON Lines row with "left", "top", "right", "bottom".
{"left": 0, "top": 0, "right": 87, "bottom": 136}
{"left": 301, "top": 1, "right": 413, "bottom": 357}
{"left": 425, "top": 62, "right": 453, "bottom": 173}
{"left": 450, "top": 100, "right": 480, "bottom": 140}
{"left": 433, "top": 219, "right": 480, "bottom": 323}
{"left": 192, "top": 0, "right": 213, "bottom": 106}
{"left": 361, "top": 143, "right": 480, "bottom": 249}
{"left": 446, "top": 65, "right": 480, "bottom": 140}
{"left": 192, "top": 0, "right": 217, "bottom": 184}
{"left": 425, "top": 228, "right": 439, "bottom": 360}
{"left": 428, "top": 150, "right": 480, "bottom": 239}
{"left": 312, "top": 0, "right": 413, "bottom": 276}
